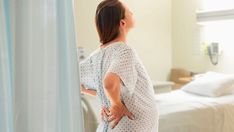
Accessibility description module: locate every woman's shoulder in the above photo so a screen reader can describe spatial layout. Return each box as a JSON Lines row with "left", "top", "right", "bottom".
{"left": 112, "top": 43, "right": 136, "bottom": 55}
{"left": 118, "top": 44, "right": 137, "bottom": 57}
{"left": 111, "top": 44, "right": 139, "bottom": 63}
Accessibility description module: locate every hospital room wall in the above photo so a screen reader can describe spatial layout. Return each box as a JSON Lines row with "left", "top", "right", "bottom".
{"left": 74, "top": 0, "right": 172, "bottom": 81}
{"left": 172, "top": 0, "right": 234, "bottom": 74}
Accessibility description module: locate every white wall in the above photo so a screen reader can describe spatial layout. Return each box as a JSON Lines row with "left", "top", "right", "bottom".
{"left": 74, "top": 0, "right": 101, "bottom": 54}
{"left": 172, "top": 0, "right": 234, "bottom": 74}
{"left": 172, "top": 0, "right": 204, "bottom": 73}
{"left": 74, "top": 0, "right": 172, "bottom": 81}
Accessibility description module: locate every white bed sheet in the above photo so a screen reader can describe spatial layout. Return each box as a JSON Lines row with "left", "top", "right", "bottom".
{"left": 155, "top": 90, "right": 234, "bottom": 132}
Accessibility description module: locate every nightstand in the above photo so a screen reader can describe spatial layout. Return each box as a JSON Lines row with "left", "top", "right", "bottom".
{"left": 178, "top": 77, "right": 193, "bottom": 84}
{"left": 152, "top": 81, "right": 174, "bottom": 94}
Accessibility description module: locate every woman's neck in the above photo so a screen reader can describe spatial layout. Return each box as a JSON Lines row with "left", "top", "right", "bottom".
{"left": 104, "top": 34, "right": 127, "bottom": 46}
{"left": 115, "top": 31, "right": 127, "bottom": 43}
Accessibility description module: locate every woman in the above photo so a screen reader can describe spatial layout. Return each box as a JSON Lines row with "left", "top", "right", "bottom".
{"left": 80, "top": 0, "right": 158, "bottom": 131}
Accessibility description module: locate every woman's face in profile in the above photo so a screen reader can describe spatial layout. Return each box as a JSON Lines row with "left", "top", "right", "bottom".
{"left": 121, "top": 2, "right": 135, "bottom": 31}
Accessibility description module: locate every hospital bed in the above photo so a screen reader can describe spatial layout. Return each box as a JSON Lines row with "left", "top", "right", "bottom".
{"left": 156, "top": 90, "right": 234, "bottom": 132}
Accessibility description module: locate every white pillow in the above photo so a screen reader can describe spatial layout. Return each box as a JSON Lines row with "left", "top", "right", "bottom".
{"left": 182, "top": 72, "right": 234, "bottom": 97}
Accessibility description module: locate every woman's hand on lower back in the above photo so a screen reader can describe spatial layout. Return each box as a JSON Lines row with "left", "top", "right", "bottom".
{"left": 108, "top": 102, "right": 135, "bottom": 129}
{"left": 101, "top": 106, "right": 110, "bottom": 121}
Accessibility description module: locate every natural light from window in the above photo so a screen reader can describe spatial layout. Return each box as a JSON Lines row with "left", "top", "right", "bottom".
{"left": 201, "top": 0, "right": 234, "bottom": 11}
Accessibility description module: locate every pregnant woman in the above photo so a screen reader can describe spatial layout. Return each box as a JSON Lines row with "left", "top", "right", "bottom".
{"left": 80, "top": 0, "right": 158, "bottom": 131}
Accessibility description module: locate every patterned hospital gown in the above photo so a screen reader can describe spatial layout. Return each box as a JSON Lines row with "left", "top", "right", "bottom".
{"left": 80, "top": 41, "right": 158, "bottom": 132}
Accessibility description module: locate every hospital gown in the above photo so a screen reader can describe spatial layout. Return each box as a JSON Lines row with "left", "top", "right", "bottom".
{"left": 80, "top": 41, "right": 158, "bottom": 132}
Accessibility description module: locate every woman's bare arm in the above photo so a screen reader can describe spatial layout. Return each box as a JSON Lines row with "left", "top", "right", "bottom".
{"left": 80, "top": 84, "right": 97, "bottom": 96}
{"left": 103, "top": 72, "right": 134, "bottom": 129}
{"left": 103, "top": 72, "right": 122, "bottom": 106}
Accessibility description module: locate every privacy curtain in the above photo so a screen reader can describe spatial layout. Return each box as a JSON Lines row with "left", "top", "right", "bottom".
{"left": 0, "top": 0, "right": 14, "bottom": 132}
{"left": 0, "top": 0, "right": 84, "bottom": 132}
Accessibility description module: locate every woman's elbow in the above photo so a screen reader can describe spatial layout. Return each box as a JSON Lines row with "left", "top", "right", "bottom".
{"left": 103, "top": 73, "right": 120, "bottom": 91}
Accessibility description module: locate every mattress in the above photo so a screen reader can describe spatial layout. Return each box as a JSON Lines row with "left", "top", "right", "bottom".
{"left": 155, "top": 90, "right": 234, "bottom": 132}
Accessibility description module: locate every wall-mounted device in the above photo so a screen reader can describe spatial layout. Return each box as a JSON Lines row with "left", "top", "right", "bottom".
{"left": 207, "top": 42, "right": 219, "bottom": 65}
{"left": 77, "top": 47, "right": 85, "bottom": 62}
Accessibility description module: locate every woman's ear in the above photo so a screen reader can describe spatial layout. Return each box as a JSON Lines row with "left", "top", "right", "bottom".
{"left": 120, "top": 19, "right": 126, "bottom": 27}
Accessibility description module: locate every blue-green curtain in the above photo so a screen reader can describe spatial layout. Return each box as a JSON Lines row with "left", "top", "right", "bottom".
{"left": 0, "top": 0, "right": 14, "bottom": 132}
{"left": 0, "top": 0, "right": 84, "bottom": 131}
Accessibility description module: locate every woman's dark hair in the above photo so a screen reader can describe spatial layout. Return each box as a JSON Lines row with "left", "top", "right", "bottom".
{"left": 95, "top": 0, "right": 125, "bottom": 44}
